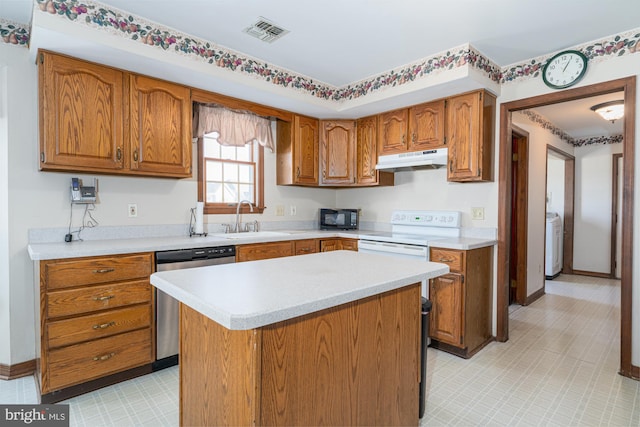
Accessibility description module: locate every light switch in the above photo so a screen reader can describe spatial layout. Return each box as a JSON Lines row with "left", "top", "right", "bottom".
{"left": 471, "top": 207, "right": 484, "bottom": 220}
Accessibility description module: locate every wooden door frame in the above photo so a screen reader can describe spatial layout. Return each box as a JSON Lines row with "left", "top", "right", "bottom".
{"left": 611, "top": 153, "right": 623, "bottom": 278}
{"left": 511, "top": 127, "right": 528, "bottom": 305}
{"left": 546, "top": 145, "right": 575, "bottom": 276}
{"left": 497, "top": 77, "right": 636, "bottom": 379}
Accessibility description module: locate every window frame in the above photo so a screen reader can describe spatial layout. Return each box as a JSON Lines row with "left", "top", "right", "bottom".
{"left": 197, "top": 136, "right": 265, "bottom": 215}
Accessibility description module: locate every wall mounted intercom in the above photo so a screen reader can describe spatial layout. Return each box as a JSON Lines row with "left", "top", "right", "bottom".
{"left": 70, "top": 177, "right": 97, "bottom": 204}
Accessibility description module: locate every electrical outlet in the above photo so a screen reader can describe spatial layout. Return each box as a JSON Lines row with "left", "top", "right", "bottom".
{"left": 471, "top": 207, "right": 484, "bottom": 220}
{"left": 128, "top": 204, "right": 138, "bottom": 218}
{"left": 290, "top": 205, "right": 297, "bottom": 216}
{"left": 276, "top": 205, "right": 285, "bottom": 216}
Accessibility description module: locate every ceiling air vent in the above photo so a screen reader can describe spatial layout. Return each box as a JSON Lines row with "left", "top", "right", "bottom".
{"left": 243, "top": 17, "right": 289, "bottom": 43}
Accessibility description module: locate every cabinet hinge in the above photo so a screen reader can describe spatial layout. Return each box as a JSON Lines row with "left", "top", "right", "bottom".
{"left": 39, "top": 53, "right": 44, "bottom": 65}
{"left": 510, "top": 279, "right": 517, "bottom": 288}
{"left": 40, "top": 152, "right": 45, "bottom": 162}
{"left": 444, "top": 99, "right": 447, "bottom": 108}
{"left": 461, "top": 275, "right": 465, "bottom": 284}
{"left": 512, "top": 153, "right": 518, "bottom": 162}
{"left": 443, "top": 136, "right": 447, "bottom": 144}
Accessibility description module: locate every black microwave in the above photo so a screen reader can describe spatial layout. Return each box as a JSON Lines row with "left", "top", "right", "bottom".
{"left": 319, "top": 208, "right": 359, "bottom": 230}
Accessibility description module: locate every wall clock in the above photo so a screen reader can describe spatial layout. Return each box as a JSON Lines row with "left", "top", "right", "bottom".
{"left": 542, "top": 50, "right": 588, "bottom": 89}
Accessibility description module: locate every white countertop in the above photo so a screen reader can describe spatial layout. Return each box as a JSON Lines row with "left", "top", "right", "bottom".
{"left": 28, "top": 229, "right": 495, "bottom": 260}
{"left": 430, "top": 237, "right": 498, "bottom": 250}
{"left": 150, "top": 250, "right": 449, "bottom": 330}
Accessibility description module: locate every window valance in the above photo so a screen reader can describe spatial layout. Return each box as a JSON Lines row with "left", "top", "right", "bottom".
{"left": 193, "top": 104, "right": 274, "bottom": 152}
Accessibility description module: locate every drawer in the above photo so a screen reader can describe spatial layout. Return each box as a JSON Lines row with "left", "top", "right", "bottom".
{"left": 43, "top": 253, "right": 153, "bottom": 290}
{"left": 341, "top": 239, "right": 358, "bottom": 251}
{"left": 430, "top": 248, "right": 464, "bottom": 273}
{"left": 46, "top": 328, "right": 152, "bottom": 392}
{"left": 47, "top": 304, "right": 151, "bottom": 349}
{"left": 236, "top": 241, "right": 293, "bottom": 262}
{"left": 47, "top": 279, "right": 151, "bottom": 319}
{"left": 294, "top": 239, "right": 319, "bottom": 255}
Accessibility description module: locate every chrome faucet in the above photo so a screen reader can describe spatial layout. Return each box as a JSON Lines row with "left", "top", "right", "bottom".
{"left": 235, "top": 200, "right": 254, "bottom": 233}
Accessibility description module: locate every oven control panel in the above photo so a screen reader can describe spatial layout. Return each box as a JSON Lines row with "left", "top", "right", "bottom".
{"left": 390, "top": 210, "right": 461, "bottom": 227}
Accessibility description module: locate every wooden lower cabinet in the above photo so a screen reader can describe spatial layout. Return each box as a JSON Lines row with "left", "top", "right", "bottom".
{"left": 180, "top": 283, "right": 421, "bottom": 426}
{"left": 294, "top": 239, "right": 319, "bottom": 255}
{"left": 320, "top": 238, "right": 358, "bottom": 252}
{"left": 236, "top": 241, "right": 294, "bottom": 262}
{"left": 428, "top": 246, "right": 493, "bottom": 358}
{"left": 36, "top": 253, "right": 154, "bottom": 402}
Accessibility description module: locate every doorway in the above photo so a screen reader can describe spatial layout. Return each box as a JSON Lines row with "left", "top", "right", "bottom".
{"left": 545, "top": 146, "right": 575, "bottom": 277}
{"left": 497, "top": 77, "right": 636, "bottom": 379}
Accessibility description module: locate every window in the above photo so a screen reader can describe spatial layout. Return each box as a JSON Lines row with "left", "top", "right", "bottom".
{"left": 200, "top": 133, "right": 264, "bottom": 213}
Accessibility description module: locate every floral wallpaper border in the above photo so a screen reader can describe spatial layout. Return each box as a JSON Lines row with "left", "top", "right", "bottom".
{"left": 515, "top": 110, "right": 623, "bottom": 147}
{"left": 3, "top": 0, "right": 639, "bottom": 101}
{"left": 0, "top": 18, "right": 30, "bottom": 46}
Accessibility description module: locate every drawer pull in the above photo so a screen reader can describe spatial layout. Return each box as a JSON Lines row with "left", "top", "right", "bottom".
{"left": 93, "top": 295, "right": 115, "bottom": 301}
{"left": 92, "top": 321, "right": 116, "bottom": 330}
{"left": 93, "top": 352, "right": 115, "bottom": 361}
{"left": 93, "top": 268, "right": 115, "bottom": 274}
{"left": 438, "top": 258, "right": 454, "bottom": 263}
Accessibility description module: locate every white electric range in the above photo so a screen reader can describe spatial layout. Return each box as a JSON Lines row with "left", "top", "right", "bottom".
{"left": 358, "top": 210, "right": 461, "bottom": 260}
{"left": 358, "top": 211, "right": 460, "bottom": 298}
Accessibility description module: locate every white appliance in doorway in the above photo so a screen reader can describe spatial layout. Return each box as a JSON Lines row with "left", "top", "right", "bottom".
{"left": 545, "top": 212, "right": 563, "bottom": 279}
{"left": 358, "top": 210, "right": 461, "bottom": 297}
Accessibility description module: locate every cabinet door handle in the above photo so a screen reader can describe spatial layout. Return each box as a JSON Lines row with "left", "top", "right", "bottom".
{"left": 402, "top": 134, "right": 405, "bottom": 144}
{"left": 296, "top": 167, "right": 300, "bottom": 178}
{"left": 449, "top": 160, "right": 453, "bottom": 173}
{"left": 93, "top": 268, "right": 115, "bottom": 274}
{"left": 116, "top": 147, "right": 122, "bottom": 161}
{"left": 93, "top": 295, "right": 115, "bottom": 301}
{"left": 92, "top": 321, "right": 116, "bottom": 330}
{"left": 412, "top": 132, "right": 416, "bottom": 142}
{"left": 93, "top": 352, "right": 115, "bottom": 361}
{"left": 133, "top": 150, "right": 139, "bottom": 162}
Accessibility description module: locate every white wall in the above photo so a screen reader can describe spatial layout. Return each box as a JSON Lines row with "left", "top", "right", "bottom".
{"left": 0, "top": 43, "right": 336, "bottom": 366}
{"left": 500, "top": 52, "right": 640, "bottom": 367}
{"left": 336, "top": 168, "right": 498, "bottom": 230}
{"left": 0, "top": 63, "right": 10, "bottom": 364}
{"left": 510, "top": 113, "right": 574, "bottom": 296}
{"left": 573, "top": 143, "right": 623, "bottom": 273}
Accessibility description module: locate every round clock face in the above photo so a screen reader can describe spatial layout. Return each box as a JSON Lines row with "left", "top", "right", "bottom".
{"left": 542, "top": 50, "right": 588, "bottom": 89}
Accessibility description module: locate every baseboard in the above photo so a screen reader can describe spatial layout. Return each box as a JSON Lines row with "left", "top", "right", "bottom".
{"left": 0, "top": 359, "right": 36, "bottom": 380}
{"left": 524, "top": 287, "right": 545, "bottom": 306}
{"left": 571, "top": 269, "right": 613, "bottom": 279}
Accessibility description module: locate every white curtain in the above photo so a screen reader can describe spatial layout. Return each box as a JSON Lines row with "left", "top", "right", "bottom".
{"left": 194, "top": 104, "right": 274, "bottom": 152}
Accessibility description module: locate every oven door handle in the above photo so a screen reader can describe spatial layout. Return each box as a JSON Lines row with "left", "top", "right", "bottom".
{"left": 358, "top": 240, "right": 428, "bottom": 257}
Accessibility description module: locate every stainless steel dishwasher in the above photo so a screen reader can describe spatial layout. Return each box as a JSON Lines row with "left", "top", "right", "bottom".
{"left": 153, "top": 245, "right": 236, "bottom": 371}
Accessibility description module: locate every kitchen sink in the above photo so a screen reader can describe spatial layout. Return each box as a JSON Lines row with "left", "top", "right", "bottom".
{"left": 217, "top": 231, "right": 291, "bottom": 239}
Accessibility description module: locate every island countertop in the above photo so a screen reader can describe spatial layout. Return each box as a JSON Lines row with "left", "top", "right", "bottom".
{"left": 150, "top": 250, "right": 448, "bottom": 330}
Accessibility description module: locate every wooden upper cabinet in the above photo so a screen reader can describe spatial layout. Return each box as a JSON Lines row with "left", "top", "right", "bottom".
{"left": 408, "top": 99, "right": 446, "bottom": 151}
{"left": 277, "top": 115, "right": 319, "bottom": 185}
{"left": 295, "top": 115, "right": 319, "bottom": 185}
{"left": 320, "top": 120, "right": 356, "bottom": 185}
{"left": 446, "top": 90, "right": 495, "bottom": 182}
{"left": 356, "top": 115, "right": 378, "bottom": 185}
{"left": 378, "top": 108, "right": 408, "bottom": 155}
{"left": 128, "top": 75, "right": 191, "bottom": 177}
{"left": 39, "top": 52, "right": 125, "bottom": 172}
{"left": 38, "top": 51, "right": 192, "bottom": 178}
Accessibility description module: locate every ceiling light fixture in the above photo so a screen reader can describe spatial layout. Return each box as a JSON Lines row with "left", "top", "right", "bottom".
{"left": 590, "top": 100, "right": 624, "bottom": 123}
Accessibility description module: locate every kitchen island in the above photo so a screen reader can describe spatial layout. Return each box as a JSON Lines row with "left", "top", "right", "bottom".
{"left": 150, "top": 250, "right": 448, "bottom": 426}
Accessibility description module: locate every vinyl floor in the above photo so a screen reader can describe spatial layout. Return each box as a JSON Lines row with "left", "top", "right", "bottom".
{"left": 1, "top": 274, "right": 638, "bottom": 426}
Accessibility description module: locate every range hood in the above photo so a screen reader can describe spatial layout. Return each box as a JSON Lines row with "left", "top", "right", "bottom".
{"left": 376, "top": 148, "right": 448, "bottom": 171}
